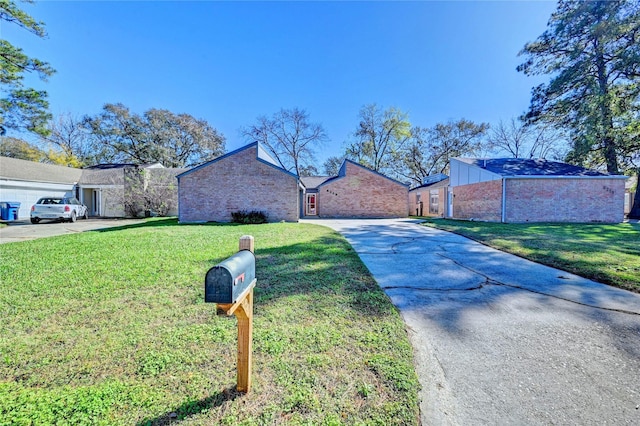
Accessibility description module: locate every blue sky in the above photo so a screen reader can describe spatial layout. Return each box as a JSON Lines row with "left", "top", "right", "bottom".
{"left": 5, "top": 0, "right": 557, "bottom": 166}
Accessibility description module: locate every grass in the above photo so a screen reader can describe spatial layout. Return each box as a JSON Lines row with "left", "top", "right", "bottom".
{"left": 420, "top": 218, "right": 640, "bottom": 292}
{"left": 0, "top": 218, "right": 419, "bottom": 425}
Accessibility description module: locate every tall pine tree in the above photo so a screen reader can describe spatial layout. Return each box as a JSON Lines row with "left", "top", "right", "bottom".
{"left": 518, "top": 0, "right": 639, "bottom": 175}
{"left": 0, "top": 0, "right": 55, "bottom": 136}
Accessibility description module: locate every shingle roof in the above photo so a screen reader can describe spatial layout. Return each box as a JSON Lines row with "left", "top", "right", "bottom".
{"left": 330, "top": 159, "right": 409, "bottom": 187}
{"left": 457, "top": 158, "right": 614, "bottom": 177}
{"left": 0, "top": 156, "right": 83, "bottom": 184}
{"left": 300, "top": 176, "right": 333, "bottom": 189}
{"left": 410, "top": 177, "right": 449, "bottom": 191}
{"left": 79, "top": 168, "right": 125, "bottom": 185}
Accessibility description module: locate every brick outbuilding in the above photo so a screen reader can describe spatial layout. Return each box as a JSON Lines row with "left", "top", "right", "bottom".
{"left": 449, "top": 158, "right": 628, "bottom": 223}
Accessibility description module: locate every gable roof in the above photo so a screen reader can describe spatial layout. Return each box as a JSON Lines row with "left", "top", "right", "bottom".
{"left": 319, "top": 159, "right": 409, "bottom": 187}
{"left": 410, "top": 173, "right": 449, "bottom": 190}
{"left": 79, "top": 168, "right": 126, "bottom": 185}
{"left": 456, "top": 158, "right": 623, "bottom": 177}
{"left": 176, "top": 141, "right": 297, "bottom": 179}
{"left": 410, "top": 177, "right": 450, "bottom": 192}
{"left": 0, "top": 156, "right": 83, "bottom": 184}
{"left": 299, "top": 176, "right": 333, "bottom": 189}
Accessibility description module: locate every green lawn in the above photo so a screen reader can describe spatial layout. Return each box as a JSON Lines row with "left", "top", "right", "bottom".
{"left": 420, "top": 219, "right": 640, "bottom": 292}
{"left": 0, "top": 219, "right": 419, "bottom": 425}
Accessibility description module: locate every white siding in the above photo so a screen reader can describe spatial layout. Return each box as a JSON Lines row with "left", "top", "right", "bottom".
{"left": 450, "top": 159, "right": 501, "bottom": 187}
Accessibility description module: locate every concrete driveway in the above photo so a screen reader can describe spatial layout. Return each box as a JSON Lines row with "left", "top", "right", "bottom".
{"left": 307, "top": 218, "right": 640, "bottom": 425}
{"left": 0, "top": 218, "right": 144, "bottom": 244}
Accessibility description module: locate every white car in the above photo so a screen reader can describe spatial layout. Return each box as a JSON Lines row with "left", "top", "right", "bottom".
{"left": 30, "top": 197, "right": 89, "bottom": 224}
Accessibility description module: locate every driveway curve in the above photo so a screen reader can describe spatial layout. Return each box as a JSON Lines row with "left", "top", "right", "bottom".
{"left": 306, "top": 218, "right": 640, "bottom": 425}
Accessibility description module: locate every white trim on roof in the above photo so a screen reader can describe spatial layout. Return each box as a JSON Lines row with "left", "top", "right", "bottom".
{"left": 177, "top": 141, "right": 298, "bottom": 180}
{"left": 502, "top": 175, "right": 628, "bottom": 180}
{"left": 319, "top": 159, "right": 409, "bottom": 188}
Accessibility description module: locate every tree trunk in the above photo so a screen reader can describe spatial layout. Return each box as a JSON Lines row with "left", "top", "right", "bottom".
{"left": 595, "top": 37, "right": 619, "bottom": 174}
{"left": 629, "top": 173, "right": 640, "bottom": 219}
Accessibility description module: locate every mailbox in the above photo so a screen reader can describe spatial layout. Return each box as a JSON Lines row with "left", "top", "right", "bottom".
{"left": 205, "top": 250, "right": 256, "bottom": 304}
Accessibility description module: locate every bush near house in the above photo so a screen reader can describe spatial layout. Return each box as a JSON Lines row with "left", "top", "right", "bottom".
{"left": 421, "top": 219, "right": 640, "bottom": 292}
{"left": 124, "top": 168, "right": 179, "bottom": 218}
{"left": 0, "top": 219, "right": 419, "bottom": 424}
{"left": 231, "top": 210, "right": 269, "bottom": 224}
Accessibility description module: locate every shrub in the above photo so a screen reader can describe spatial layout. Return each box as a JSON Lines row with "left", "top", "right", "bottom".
{"left": 231, "top": 210, "right": 268, "bottom": 224}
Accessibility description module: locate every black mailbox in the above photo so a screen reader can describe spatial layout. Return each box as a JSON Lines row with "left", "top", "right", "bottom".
{"left": 205, "top": 250, "right": 256, "bottom": 304}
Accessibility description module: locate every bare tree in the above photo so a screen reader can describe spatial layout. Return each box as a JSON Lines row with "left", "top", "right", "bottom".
{"left": 488, "top": 118, "right": 566, "bottom": 160}
{"left": 323, "top": 156, "right": 344, "bottom": 176}
{"left": 241, "top": 107, "right": 327, "bottom": 176}
{"left": 40, "top": 113, "right": 96, "bottom": 166}
{"left": 399, "top": 119, "right": 490, "bottom": 186}
{"left": 298, "top": 164, "right": 319, "bottom": 177}
{"left": 345, "top": 104, "right": 410, "bottom": 174}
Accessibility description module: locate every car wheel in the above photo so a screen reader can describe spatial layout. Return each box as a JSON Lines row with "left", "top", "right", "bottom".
{"left": 83, "top": 210, "right": 89, "bottom": 220}
{"left": 70, "top": 211, "right": 77, "bottom": 223}
{"left": 30, "top": 218, "right": 40, "bottom": 224}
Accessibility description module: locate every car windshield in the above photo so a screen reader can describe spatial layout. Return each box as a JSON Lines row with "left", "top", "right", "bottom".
{"left": 39, "top": 198, "right": 63, "bottom": 205}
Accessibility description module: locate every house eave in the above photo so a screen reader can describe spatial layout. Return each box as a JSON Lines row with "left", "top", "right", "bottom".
{"left": 502, "top": 175, "right": 628, "bottom": 180}
{"left": 0, "top": 177, "right": 78, "bottom": 186}
{"left": 177, "top": 141, "right": 298, "bottom": 180}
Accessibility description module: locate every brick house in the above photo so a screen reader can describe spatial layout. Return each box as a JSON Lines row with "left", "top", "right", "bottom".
{"left": 177, "top": 142, "right": 301, "bottom": 222}
{"left": 408, "top": 174, "right": 449, "bottom": 217}
{"left": 449, "top": 158, "right": 628, "bottom": 223}
{"left": 177, "top": 142, "right": 409, "bottom": 222}
{"left": 301, "top": 160, "right": 409, "bottom": 218}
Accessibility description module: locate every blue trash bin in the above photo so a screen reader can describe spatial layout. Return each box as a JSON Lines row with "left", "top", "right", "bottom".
{"left": 0, "top": 202, "right": 8, "bottom": 220}
{"left": 6, "top": 202, "right": 21, "bottom": 220}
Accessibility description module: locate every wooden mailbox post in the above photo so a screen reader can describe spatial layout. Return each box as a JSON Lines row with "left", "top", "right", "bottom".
{"left": 205, "top": 235, "right": 255, "bottom": 393}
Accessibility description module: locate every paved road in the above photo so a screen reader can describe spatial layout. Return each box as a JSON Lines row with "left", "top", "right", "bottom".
{"left": 0, "top": 218, "right": 144, "bottom": 244}
{"left": 307, "top": 218, "right": 640, "bottom": 426}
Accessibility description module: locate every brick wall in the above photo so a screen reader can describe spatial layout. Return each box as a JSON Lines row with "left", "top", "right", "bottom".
{"left": 408, "top": 189, "right": 422, "bottom": 216}
{"left": 505, "top": 178, "right": 625, "bottom": 223}
{"left": 408, "top": 187, "right": 447, "bottom": 217}
{"left": 452, "top": 179, "right": 502, "bottom": 221}
{"left": 178, "top": 145, "right": 299, "bottom": 222}
{"left": 438, "top": 187, "right": 447, "bottom": 216}
{"left": 318, "top": 162, "right": 408, "bottom": 218}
